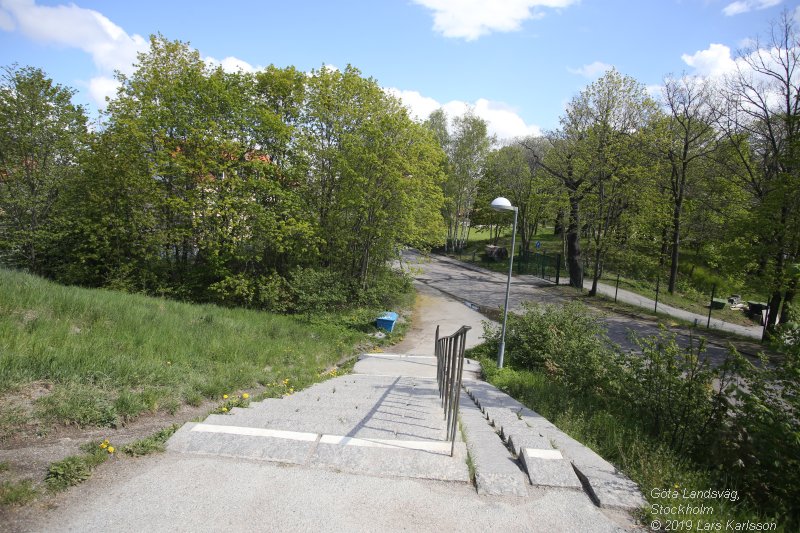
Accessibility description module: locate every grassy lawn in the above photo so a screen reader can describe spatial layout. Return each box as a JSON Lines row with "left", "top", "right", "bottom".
{"left": 0, "top": 267, "right": 404, "bottom": 436}
{"left": 602, "top": 272, "right": 764, "bottom": 327}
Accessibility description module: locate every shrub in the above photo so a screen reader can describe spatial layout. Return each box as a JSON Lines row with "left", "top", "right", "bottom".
{"left": 482, "top": 302, "right": 618, "bottom": 393}
{"left": 208, "top": 272, "right": 291, "bottom": 312}
{"left": 619, "top": 329, "right": 741, "bottom": 458}
{"left": 477, "top": 302, "right": 799, "bottom": 528}
{"left": 355, "top": 269, "right": 414, "bottom": 308}
{"left": 724, "top": 342, "right": 800, "bottom": 524}
{"left": 289, "top": 267, "right": 349, "bottom": 313}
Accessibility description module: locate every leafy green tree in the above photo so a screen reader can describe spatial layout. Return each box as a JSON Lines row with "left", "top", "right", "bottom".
{"left": 719, "top": 10, "right": 800, "bottom": 331}
{"left": 475, "top": 143, "right": 550, "bottom": 253}
{"left": 535, "top": 69, "right": 655, "bottom": 290}
{"left": 656, "top": 76, "right": 723, "bottom": 293}
{"left": 426, "top": 109, "right": 492, "bottom": 251}
{"left": 84, "top": 36, "right": 313, "bottom": 301}
{"left": 0, "top": 65, "right": 88, "bottom": 274}
{"left": 300, "top": 65, "right": 446, "bottom": 291}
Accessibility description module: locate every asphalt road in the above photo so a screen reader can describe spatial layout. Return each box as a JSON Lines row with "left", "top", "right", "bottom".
{"left": 402, "top": 250, "right": 757, "bottom": 368}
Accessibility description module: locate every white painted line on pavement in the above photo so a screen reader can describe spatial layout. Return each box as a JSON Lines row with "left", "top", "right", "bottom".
{"left": 320, "top": 435, "right": 452, "bottom": 452}
{"left": 350, "top": 373, "right": 437, "bottom": 380}
{"left": 524, "top": 448, "right": 563, "bottom": 460}
{"left": 361, "top": 354, "right": 436, "bottom": 359}
{"left": 190, "top": 424, "right": 452, "bottom": 453}
{"left": 191, "top": 424, "right": 318, "bottom": 442}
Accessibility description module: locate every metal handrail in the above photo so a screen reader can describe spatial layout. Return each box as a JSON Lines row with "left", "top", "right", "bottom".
{"left": 434, "top": 324, "right": 471, "bottom": 456}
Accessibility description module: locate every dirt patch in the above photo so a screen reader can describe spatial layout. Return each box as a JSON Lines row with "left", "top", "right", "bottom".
{"left": 0, "top": 393, "right": 219, "bottom": 527}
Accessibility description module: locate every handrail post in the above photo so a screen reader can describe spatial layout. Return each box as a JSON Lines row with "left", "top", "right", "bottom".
{"left": 432, "top": 325, "right": 472, "bottom": 456}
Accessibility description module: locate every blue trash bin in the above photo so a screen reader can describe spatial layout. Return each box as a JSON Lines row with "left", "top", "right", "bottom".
{"left": 376, "top": 312, "right": 398, "bottom": 333}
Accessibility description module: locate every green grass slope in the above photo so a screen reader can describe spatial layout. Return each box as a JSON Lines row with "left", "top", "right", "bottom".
{"left": 0, "top": 268, "right": 377, "bottom": 429}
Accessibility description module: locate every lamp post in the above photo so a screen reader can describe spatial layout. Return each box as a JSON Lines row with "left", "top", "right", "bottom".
{"left": 491, "top": 196, "right": 518, "bottom": 369}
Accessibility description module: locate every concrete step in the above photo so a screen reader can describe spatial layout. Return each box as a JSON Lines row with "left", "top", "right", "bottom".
{"left": 221, "top": 401, "right": 446, "bottom": 427}
{"left": 519, "top": 448, "right": 583, "bottom": 490}
{"left": 465, "top": 380, "right": 647, "bottom": 511}
{"left": 311, "top": 440, "right": 469, "bottom": 482}
{"left": 247, "top": 394, "right": 443, "bottom": 415}
{"left": 521, "top": 415, "right": 647, "bottom": 512}
{"left": 458, "top": 393, "right": 529, "bottom": 497}
{"left": 201, "top": 411, "right": 447, "bottom": 441}
{"left": 166, "top": 422, "right": 469, "bottom": 483}
{"left": 166, "top": 422, "right": 315, "bottom": 465}
{"left": 477, "top": 404, "right": 582, "bottom": 490}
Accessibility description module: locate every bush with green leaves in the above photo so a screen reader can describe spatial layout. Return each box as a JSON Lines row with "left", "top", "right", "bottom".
{"left": 289, "top": 267, "right": 349, "bottom": 313}
{"left": 482, "top": 302, "right": 618, "bottom": 393}
{"left": 476, "top": 302, "right": 800, "bottom": 528}
{"left": 619, "top": 330, "right": 741, "bottom": 458}
{"left": 723, "top": 340, "right": 800, "bottom": 524}
{"left": 208, "top": 272, "right": 291, "bottom": 312}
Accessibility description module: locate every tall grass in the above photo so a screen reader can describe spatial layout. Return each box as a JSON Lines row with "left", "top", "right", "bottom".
{"left": 0, "top": 268, "right": 384, "bottom": 428}
{"left": 475, "top": 359, "right": 773, "bottom": 530}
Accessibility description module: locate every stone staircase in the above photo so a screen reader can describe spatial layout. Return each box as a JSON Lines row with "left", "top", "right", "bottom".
{"left": 167, "top": 373, "right": 470, "bottom": 482}
{"left": 166, "top": 353, "right": 646, "bottom": 514}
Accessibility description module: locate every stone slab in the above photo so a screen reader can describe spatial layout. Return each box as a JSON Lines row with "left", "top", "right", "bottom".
{"left": 520, "top": 448, "right": 583, "bottom": 490}
{"left": 166, "top": 422, "right": 315, "bottom": 465}
{"left": 466, "top": 381, "right": 647, "bottom": 512}
{"left": 309, "top": 441, "right": 470, "bottom": 482}
{"left": 458, "top": 394, "right": 528, "bottom": 497}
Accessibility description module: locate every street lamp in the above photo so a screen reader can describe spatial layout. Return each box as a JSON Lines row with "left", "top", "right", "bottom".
{"left": 491, "top": 196, "right": 518, "bottom": 369}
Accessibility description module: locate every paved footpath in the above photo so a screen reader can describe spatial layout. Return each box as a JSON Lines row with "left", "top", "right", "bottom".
{"left": 19, "top": 283, "right": 644, "bottom": 532}
{"left": 565, "top": 278, "right": 762, "bottom": 340}
{"left": 429, "top": 251, "right": 762, "bottom": 340}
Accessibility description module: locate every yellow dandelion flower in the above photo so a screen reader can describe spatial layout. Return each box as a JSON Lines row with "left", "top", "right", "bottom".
{"left": 242, "top": 393, "right": 249, "bottom": 399}
{"left": 99, "top": 442, "right": 108, "bottom": 449}
{"left": 283, "top": 378, "right": 289, "bottom": 385}
{"left": 107, "top": 446, "right": 115, "bottom": 453}
{"left": 221, "top": 407, "right": 228, "bottom": 412}
{"left": 289, "top": 388, "right": 294, "bottom": 393}
{"left": 223, "top": 394, "right": 228, "bottom": 399}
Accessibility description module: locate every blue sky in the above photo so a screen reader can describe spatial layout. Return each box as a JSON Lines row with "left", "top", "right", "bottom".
{"left": 1, "top": 0, "right": 797, "bottom": 139}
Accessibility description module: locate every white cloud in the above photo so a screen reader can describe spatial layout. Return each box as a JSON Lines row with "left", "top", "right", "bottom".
{"left": 88, "top": 76, "right": 120, "bottom": 108}
{"left": 722, "top": 0, "right": 781, "bottom": 16}
{"left": 412, "top": 0, "right": 577, "bottom": 41}
{"left": 567, "top": 61, "right": 613, "bottom": 78}
{"left": 205, "top": 56, "right": 259, "bottom": 73}
{"left": 385, "top": 88, "right": 442, "bottom": 120}
{"left": 387, "top": 87, "right": 541, "bottom": 140}
{"left": 681, "top": 43, "right": 737, "bottom": 77}
{"left": 645, "top": 84, "right": 663, "bottom": 100}
{"left": 0, "top": 0, "right": 147, "bottom": 76}
{"left": 0, "top": 0, "right": 260, "bottom": 109}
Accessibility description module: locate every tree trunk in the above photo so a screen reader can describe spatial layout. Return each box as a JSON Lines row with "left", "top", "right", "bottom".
{"left": 780, "top": 282, "right": 795, "bottom": 324}
{"left": 567, "top": 195, "right": 583, "bottom": 288}
{"left": 668, "top": 197, "right": 683, "bottom": 294}
{"left": 589, "top": 246, "right": 602, "bottom": 296}
{"left": 766, "top": 207, "right": 789, "bottom": 334}
{"left": 554, "top": 209, "right": 564, "bottom": 236}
